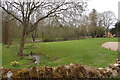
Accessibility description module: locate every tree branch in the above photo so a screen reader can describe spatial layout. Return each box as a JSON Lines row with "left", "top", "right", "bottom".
{"left": 7, "top": 1, "right": 21, "bottom": 11}
{"left": 1, "top": 6, "right": 23, "bottom": 24}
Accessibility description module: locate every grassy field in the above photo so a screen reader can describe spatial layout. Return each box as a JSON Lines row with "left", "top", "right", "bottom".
{"left": 2, "top": 38, "right": 118, "bottom": 69}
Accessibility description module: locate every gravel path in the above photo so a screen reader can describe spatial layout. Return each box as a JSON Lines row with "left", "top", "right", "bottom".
{"left": 102, "top": 42, "right": 120, "bottom": 51}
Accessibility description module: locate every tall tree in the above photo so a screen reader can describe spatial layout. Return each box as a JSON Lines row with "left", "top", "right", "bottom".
{"left": 2, "top": 5, "right": 13, "bottom": 44}
{"left": 114, "top": 21, "right": 120, "bottom": 37}
{"left": 0, "top": 0, "right": 87, "bottom": 56}
{"left": 2, "top": 12, "right": 10, "bottom": 44}
{"left": 102, "top": 11, "right": 116, "bottom": 37}
{"left": 89, "top": 9, "right": 98, "bottom": 38}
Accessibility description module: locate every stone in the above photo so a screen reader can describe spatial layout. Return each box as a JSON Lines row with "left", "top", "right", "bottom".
{"left": 17, "top": 68, "right": 30, "bottom": 78}
{"left": 112, "top": 70, "right": 118, "bottom": 77}
{"left": 29, "top": 66, "right": 38, "bottom": 78}
{"left": 6, "top": 71, "right": 13, "bottom": 78}
{"left": 114, "top": 63, "right": 120, "bottom": 67}
{"left": 117, "top": 61, "right": 120, "bottom": 64}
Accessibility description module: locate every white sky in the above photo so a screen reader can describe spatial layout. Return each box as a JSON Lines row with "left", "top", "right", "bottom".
{"left": 88, "top": 0, "right": 120, "bottom": 19}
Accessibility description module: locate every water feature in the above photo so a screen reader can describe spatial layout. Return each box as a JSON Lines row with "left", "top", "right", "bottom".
{"left": 32, "top": 55, "right": 40, "bottom": 63}
{"left": 29, "top": 52, "right": 40, "bottom": 64}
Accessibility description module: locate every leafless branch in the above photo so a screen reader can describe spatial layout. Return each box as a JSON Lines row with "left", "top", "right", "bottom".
{"left": 0, "top": 6, "right": 23, "bottom": 24}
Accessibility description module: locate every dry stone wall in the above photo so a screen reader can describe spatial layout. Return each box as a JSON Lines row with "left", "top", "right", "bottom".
{"left": 1, "top": 59, "right": 120, "bottom": 79}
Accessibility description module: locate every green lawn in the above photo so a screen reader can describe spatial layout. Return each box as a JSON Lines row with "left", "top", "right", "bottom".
{"left": 2, "top": 38, "right": 118, "bottom": 69}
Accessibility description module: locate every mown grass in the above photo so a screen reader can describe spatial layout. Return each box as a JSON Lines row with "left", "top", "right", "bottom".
{"left": 2, "top": 38, "right": 118, "bottom": 69}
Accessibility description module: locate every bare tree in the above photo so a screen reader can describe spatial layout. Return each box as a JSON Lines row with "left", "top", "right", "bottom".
{"left": 0, "top": 0, "right": 87, "bottom": 56}
{"left": 2, "top": 12, "right": 10, "bottom": 44}
{"left": 2, "top": 4, "right": 13, "bottom": 45}
{"left": 101, "top": 11, "right": 116, "bottom": 37}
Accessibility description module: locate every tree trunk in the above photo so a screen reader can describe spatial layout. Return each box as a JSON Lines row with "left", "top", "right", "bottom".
{"left": 105, "top": 27, "right": 110, "bottom": 38}
{"left": 18, "top": 29, "right": 26, "bottom": 56}
{"left": 105, "top": 29, "right": 109, "bottom": 38}
{"left": 2, "top": 22, "right": 9, "bottom": 44}
{"left": 32, "top": 34, "right": 35, "bottom": 42}
{"left": 32, "top": 29, "right": 38, "bottom": 42}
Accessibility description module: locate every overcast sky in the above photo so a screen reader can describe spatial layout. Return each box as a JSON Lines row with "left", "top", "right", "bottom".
{"left": 88, "top": 0, "right": 120, "bottom": 19}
